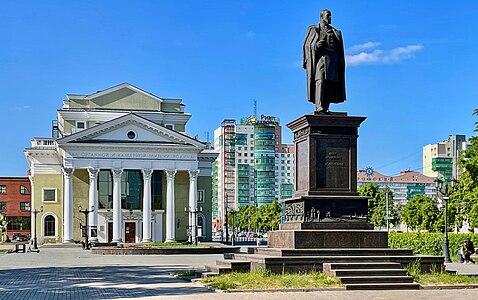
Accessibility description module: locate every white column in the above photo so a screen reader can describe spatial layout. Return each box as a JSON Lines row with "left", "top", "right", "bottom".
{"left": 62, "top": 167, "right": 74, "bottom": 243}
{"left": 112, "top": 168, "right": 123, "bottom": 243}
{"left": 88, "top": 167, "right": 99, "bottom": 242}
{"left": 142, "top": 169, "right": 153, "bottom": 243}
{"left": 165, "top": 169, "right": 177, "bottom": 242}
{"left": 188, "top": 170, "right": 200, "bottom": 243}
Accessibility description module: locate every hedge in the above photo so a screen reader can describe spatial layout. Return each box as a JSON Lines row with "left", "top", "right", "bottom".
{"left": 388, "top": 232, "right": 478, "bottom": 258}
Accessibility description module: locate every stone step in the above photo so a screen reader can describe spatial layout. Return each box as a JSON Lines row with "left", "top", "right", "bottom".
{"left": 199, "top": 271, "right": 219, "bottom": 279}
{"left": 205, "top": 265, "right": 232, "bottom": 274}
{"left": 231, "top": 253, "right": 441, "bottom": 264}
{"left": 339, "top": 275, "right": 414, "bottom": 284}
{"left": 215, "top": 260, "right": 251, "bottom": 272}
{"left": 256, "top": 248, "right": 414, "bottom": 257}
{"left": 345, "top": 283, "right": 421, "bottom": 290}
{"left": 332, "top": 269, "right": 407, "bottom": 277}
{"left": 326, "top": 262, "right": 402, "bottom": 270}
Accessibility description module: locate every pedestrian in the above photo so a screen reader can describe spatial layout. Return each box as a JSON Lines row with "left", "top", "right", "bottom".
{"left": 256, "top": 236, "right": 261, "bottom": 247}
{"left": 463, "top": 238, "right": 476, "bottom": 264}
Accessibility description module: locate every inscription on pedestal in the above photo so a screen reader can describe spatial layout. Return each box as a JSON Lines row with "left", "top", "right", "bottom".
{"left": 296, "top": 140, "right": 309, "bottom": 191}
{"left": 317, "top": 139, "right": 350, "bottom": 189}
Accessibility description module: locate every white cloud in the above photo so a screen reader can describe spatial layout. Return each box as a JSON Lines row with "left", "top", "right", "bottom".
{"left": 346, "top": 44, "right": 423, "bottom": 66}
{"left": 347, "top": 42, "right": 381, "bottom": 54}
{"left": 10, "top": 105, "right": 30, "bottom": 111}
{"left": 246, "top": 31, "right": 256, "bottom": 39}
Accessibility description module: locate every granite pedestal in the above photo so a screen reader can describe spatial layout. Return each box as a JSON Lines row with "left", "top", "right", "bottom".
{"left": 268, "top": 112, "right": 387, "bottom": 249}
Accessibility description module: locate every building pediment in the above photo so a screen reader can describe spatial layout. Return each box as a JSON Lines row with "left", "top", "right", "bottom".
{"left": 57, "top": 113, "right": 206, "bottom": 149}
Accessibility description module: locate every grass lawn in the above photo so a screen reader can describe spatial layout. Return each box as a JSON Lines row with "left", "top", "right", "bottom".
{"left": 418, "top": 272, "right": 478, "bottom": 286}
{"left": 200, "top": 269, "right": 342, "bottom": 290}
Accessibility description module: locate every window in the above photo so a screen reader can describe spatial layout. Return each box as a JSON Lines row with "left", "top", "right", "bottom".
{"left": 197, "top": 189, "right": 205, "bottom": 203}
{"left": 127, "top": 130, "right": 136, "bottom": 140}
{"left": 43, "top": 189, "right": 56, "bottom": 202}
{"left": 76, "top": 121, "right": 85, "bottom": 129}
{"left": 7, "top": 217, "right": 30, "bottom": 231}
{"left": 165, "top": 124, "right": 174, "bottom": 130}
{"left": 151, "top": 170, "right": 163, "bottom": 210}
{"left": 244, "top": 146, "right": 248, "bottom": 151}
{"left": 20, "top": 185, "right": 30, "bottom": 194}
{"left": 0, "top": 185, "right": 6, "bottom": 194}
{"left": 0, "top": 202, "right": 5, "bottom": 210}
{"left": 98, "top": 171, "right": 113, "bottom": 209}
{"left": 44, "top": 215, "right": 56, "bottom": 236}
{"left": 238, "top": 159, "right": 242, "bottom": 163}
{"left": 244, "top": 153, "right": 248, "bottom": 156}
{"left": 20, "top": 202, "right": 30, "bottom": 211}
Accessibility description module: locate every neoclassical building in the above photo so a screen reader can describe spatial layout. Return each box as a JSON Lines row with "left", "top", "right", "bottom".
{"left": 24, "top": 83, "right": 217, "bottom": 244}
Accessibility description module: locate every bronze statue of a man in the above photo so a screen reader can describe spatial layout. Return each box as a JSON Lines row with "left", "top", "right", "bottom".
{"left": 303, "top": 9, "right": 346, "bottom": 113}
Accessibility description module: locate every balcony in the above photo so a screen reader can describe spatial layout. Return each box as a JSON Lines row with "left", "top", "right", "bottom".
{"left": 31, "top": 138, "right": 56, "bottom": 149}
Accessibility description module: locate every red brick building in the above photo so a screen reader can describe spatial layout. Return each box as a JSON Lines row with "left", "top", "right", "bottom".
{"left": 0, "top": 177, "right": 31, "bottom": 239}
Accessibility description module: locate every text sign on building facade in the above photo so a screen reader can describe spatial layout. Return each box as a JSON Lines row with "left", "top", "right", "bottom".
{"left": 68, "top": 151, "right": 196, "bottom": 161}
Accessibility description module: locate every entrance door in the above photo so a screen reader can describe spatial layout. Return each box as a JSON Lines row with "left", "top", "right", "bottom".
{"left": 125, "top": 222, "right": 136, "bottom": 243}
{"left": 108, "top": 222, "right": 113, "bottom": 243}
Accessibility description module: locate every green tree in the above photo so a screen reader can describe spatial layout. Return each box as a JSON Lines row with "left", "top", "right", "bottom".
{"left": 449, "top": 108, "right": 478, "bottom": 230}
{"left": 358, "top": 184, "right": 399, "bottom": 228}
{"left": 400, "top": 195, "right": 441, "bottom": 232}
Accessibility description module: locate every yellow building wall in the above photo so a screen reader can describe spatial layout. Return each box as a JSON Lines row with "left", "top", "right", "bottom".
{"left": 68, "top": 99, "right": 89, "bottom": 109}
{"left": 72, "top": 169, "right": 90, "bottom": 242}
{"left": 197, "top": 176, "right": 212, "bottom": 241}
{"left": 160, "top": 171, "right": 189, "bottom": 242}
{"left": 161, "top": 102, "right": 181, "bottom": 113}
{"left": 32, "top": 173, "right": 63, "bottom": 244}
{"left": 90, "top": 89, "right": 160, "bottom": 111}
{"left": 63, "top": 120, "right": 75, "bottom": 135}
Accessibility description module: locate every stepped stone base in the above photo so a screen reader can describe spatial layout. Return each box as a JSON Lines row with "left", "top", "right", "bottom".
{"left": 268, "top": 229, "right": 388, "bottom": 249}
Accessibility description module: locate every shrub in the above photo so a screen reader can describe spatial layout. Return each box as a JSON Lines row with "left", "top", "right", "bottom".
{"left": 389, "top": 232, "right": 478, "bottom": 259}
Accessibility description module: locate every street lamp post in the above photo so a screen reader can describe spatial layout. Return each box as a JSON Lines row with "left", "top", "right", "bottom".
{"left": 79, "top": 206, "right": 93, "bottom": 250}
{"left": 31, "top": 206, "right": 43, "bottom": 252}
{"left": 230, "top": 210, "right": 236, "bottom": 246}
{"left": 224, "top": 193, "right": 229, "bottom": 245}
{"left": 435, "top": 178, "right": 453, "bottom": 263}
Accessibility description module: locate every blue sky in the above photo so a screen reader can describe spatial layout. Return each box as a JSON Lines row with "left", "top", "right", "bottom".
{"left": 1, "top": 1, "right": 477, "bottom": 177}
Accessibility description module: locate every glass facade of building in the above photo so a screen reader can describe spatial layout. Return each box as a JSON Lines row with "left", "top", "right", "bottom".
{"left": 254, "top": 125, "right": 276, "bottom": 206}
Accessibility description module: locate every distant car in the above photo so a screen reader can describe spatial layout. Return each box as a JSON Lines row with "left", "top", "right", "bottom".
{"left": 13, "top": 234, "right": 28, "bottom": 242}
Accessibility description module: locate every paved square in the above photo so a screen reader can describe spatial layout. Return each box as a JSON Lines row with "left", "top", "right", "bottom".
{"left": 0, "top": 246, "right": 478, "bottom": 299}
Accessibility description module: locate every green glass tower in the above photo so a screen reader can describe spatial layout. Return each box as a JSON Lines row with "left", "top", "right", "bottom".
{"left": 254, "top": 125, "right": 276, "bottom": 206}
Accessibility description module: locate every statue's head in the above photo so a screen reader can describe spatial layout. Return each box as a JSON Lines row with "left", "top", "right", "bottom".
{"left": 320, "top": 9, "right": 332, "bottom": 25}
